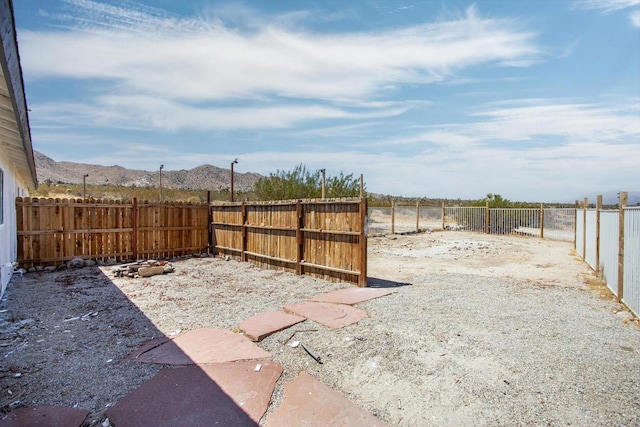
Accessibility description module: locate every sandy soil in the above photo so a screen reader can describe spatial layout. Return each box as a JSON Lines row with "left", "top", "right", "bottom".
{"left": 1, "top": 231, "right": 639, "bottom": 426}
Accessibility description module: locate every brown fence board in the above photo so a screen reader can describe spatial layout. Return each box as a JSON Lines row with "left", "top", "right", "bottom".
{"left": 16, "top": 198, "right": 208, "bottom": 268}
{"left": 210, "top": 198, "right": 367, "bottom": 286}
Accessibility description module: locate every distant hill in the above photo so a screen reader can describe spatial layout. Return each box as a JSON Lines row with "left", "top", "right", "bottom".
{"left": 34, "top": 151, "right": 262, "bottom": 192}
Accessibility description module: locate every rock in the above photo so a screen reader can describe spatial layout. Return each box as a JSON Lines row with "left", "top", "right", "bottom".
{"left": 44, "top": 266, "right": 57, "bottom": 273}
{"left": 615, "top": 311, "right": 634, "bottom": 323}
{"left": 28, "top": 267, "right": 36, "bottom": 273}
{"left": 97, "top": 260, "right": 106, "bottom": 266}
{"left": 35, "top": 266, "right": 43, "bottom": 272}
{"left": 67, "top": 257, "right": 85, "bottom": 269}
{"left": 105, "top": 258, "right": 118, "bottom": 266}
{"left": 84, "top": 260, "right": 97, "bottom": 267}
{"left": 138, "top": 266, "right": 165, "bottom": 277}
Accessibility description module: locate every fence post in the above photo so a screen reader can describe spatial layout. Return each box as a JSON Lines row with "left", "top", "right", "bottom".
{"left": 132, "top": 197, "right": 138, "bottom": 260}
{"left": 574, "top": 200, "right": 578, "bottom": 249}
{"left": 595, "top": 195, "right": 602, "bottom": 274}
{"left": 241, "top": 203, "right": 247, "bottom": 262}
{"left": 416, "top": 200, "right": 420, "bottom": 232}
{"left": 442, "top": 202, "right": 445, "bottom": 230}
{"left": 485, "top": 201, "right": 490, "bottom": 234}
{"left": 206, "top": 191, "right": 212, "bottom": 254}
{"left": 583, "top": 197, "right": 588, "bottom": 260}
{"left": 359, "top": 197, "right": 368, "bottom": 287}
{"left": 618, "top": 192, "right": 627, "bottom": 302}
{"left": 540, "top": 203, "right": 544, "bottom": 239}
{"left": 296, "top": 200, "right": 303, "bottom": 276}
{"left": 391, "top": 200, "right": 395, "bottom": 234}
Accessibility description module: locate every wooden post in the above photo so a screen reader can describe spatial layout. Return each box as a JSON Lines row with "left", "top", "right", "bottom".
{"left": 296, "top": 200, "right": 303, "bottom": 276}
{"left": 583, "top": 197, "right": 588, "bottom": 259}
{"left": 415, "top": 200, "right": 420, "bottom": 232}
{"left": 442, "top": 201, "right": 445, "bottom": 230}
{"left": 241, "top": 203, "right": 247, "bottom": 262}
{"left": 485, "top": 201, "right": 490, "bottom": 234}
{"left": 618, "top": 192, "right": 627, "bottom": 302}
{"left": 206, "top": 191, "right": 212, "bottom": 254}
{"left": 540, "top": 203, "right": 545, "bottom": 239}
{"left": 574, "top": 200, "right": 579, "bottom": 250}
{"left": 595, "top": 195, "right": 602, "bottom": 274}
{"left": 359, "top": 197, "right": 368, "bottom": 287}
{"left": 132, "top": 197, "right": 138, "bottom": 260}
{"left": 391, "top": 200, "right": 395, "bottom": 234}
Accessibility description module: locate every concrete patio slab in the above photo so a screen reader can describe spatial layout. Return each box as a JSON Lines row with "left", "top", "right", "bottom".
{"left": 309, "top": 287, "right": 395, "bottom": 305}
{"left": 0, "top": 405, "right": 89, "bottom": 427}
{"left": 238, "top": 310, "right": 306, "bottom": 341}
{"left": 128, "top": 328, "right": 271, "bottom": 365}
{"left": 283, "top": 301, "right": 366, "bottom": 329}
{"left": 107, "top": 361, "right": 283, "bottom": 426}
{"left": 265, "top": 372, "right": 388, "bottom": 427}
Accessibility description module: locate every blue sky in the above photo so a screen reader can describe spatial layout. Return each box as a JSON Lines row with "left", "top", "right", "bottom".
{"left": 13, "top": 0, "right": 640, "bottom": 202}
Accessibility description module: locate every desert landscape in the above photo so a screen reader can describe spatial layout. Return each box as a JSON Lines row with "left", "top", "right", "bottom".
{"left": 1, "top": 231, "right": 638, "bottom": 426}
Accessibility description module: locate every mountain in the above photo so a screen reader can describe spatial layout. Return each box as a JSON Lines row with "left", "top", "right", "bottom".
{"left": 34, "top": 151, "right": 262, "bottom": 192}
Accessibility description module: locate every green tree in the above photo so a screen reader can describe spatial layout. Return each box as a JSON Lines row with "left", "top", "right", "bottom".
{"left": 473, "top": 193, "right": 512, "bottom": 208}
{"left": 254, "top": 164, "right": 362, "bottom": 200}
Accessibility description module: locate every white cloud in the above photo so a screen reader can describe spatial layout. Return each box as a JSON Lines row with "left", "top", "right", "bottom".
{"left": 19, "top": 5, "right": 539, "bottom": 103}
{"left": 573, "top": 0, "right": 640, "bottom": 13}
{"left": 573, "top": 0, "right": 640, "bottom": 26}
{"left": 31, "top": 95, "right": 407, "bottom": 131}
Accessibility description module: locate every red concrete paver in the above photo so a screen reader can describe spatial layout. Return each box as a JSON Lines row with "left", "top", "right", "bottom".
{"left": 283, "top": 301, "right": 366, "bottom": 329}
{"left": 124, "top": 336, "right": 170, "bottom": 361}
{"left": 309, "top": 287, "right": 395, "bottom": 305}
{"left": 107, "top": 361, "right": 283, "bottom": 426}
{"left": 129, "top": 328, "right": 271, "bottom": 365}
{"left": 265, "top": 372, "right": 388, "bottom": 427}
{"left": 0, "top": 405, "right": 89, "bottom": 427}
{"left": 238, "top": 310, "right": 306, "bottom": 341}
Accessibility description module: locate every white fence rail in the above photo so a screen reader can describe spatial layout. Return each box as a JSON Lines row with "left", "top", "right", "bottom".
{"left": 623, "top": 207, "right": 640, "bottom": 317}
{"left": 599, "top": 211, "right": 619, "bottom": 296}
{"left": 576, "top": 202, "right": 640, "bottom": 317}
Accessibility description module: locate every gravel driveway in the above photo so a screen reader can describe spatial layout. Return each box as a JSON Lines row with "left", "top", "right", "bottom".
{"left": 1, "top": 231, "right": 639, "bottom": 426}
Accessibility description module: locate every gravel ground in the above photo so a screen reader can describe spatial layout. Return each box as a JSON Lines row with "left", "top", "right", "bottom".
{"left": 1, "top": 231, "right": 639, "bottom": 426}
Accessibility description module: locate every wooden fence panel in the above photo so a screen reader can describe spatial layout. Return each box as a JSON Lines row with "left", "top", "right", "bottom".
{"left": 210, "top": 199, "right": 367, "bottom": 286}
{"left": 16, "top": 198, "right": 208, "bottom": 268}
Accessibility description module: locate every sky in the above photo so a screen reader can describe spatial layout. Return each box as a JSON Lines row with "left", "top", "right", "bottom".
{"left": 12, "top": 0, "right": 640, "bottom": 202}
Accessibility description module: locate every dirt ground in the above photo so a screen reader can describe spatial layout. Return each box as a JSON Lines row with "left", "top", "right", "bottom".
{"left": 1, "top": 231, "right": 639, "bottom": 426}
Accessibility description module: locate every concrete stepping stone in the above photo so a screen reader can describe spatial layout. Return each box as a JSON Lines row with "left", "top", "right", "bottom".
{"left": 265, "top": 371, "right": 388, "bottom": 426}
{"left": 309, "top": 287, "right": 395, "bottom": 305}
{"left": 0, "top": 405, "right": 89, "bottom": 427}
{"left": 127, "top": 328, "right": 271, "bottom": 365}
{"left": 283, "top": 301, "right": 366, "bottom": 329}
{"left": 238, "top": 310, "right": 306, "bottom": 341}
{"left": 107, "top": 361, "right": 283, "bottom": 426}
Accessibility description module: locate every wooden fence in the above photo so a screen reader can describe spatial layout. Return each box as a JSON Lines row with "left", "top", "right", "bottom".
{"left": 210, "top": 198, "right": 368, "bottom": 286}
{"left": 16, "top": 198, "right": 209, "bottom": 268}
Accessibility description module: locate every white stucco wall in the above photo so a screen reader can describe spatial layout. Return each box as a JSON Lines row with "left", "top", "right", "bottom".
{"left": 0, "top": 153, "right": 29, "bottom": 297}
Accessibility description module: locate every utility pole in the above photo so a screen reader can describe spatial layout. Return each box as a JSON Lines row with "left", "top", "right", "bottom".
{"left": 159, "top": 164, "right": 164, "bottom": 202}
{"left": 320, "top": 169, "right": 326, "bottom": 199}
{"left": 230, "top": 159, "right": 238, "bottom": 202}
{"left": 83, "top": 174, "right": 89, "bottom": 201}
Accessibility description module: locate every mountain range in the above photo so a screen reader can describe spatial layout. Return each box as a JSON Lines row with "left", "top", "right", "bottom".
{"left": 34, "top": 151, "right": 262, "bottom": 192}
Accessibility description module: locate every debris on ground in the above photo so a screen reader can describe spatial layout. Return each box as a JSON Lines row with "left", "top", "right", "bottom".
{"left": 110, "top": 260, "right": 175, "bottom": 278}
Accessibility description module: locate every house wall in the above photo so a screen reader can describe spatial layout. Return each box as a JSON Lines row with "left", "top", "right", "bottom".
{"left": 0, "top": 153, "right": 29, "bottom": 296}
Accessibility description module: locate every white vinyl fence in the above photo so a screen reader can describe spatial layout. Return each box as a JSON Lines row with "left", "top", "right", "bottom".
{"left": 576, "top": 204, "right": 640, "bottom": 317}
{"left": 623, "top": 207, "right": 640, "bottom": 317}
